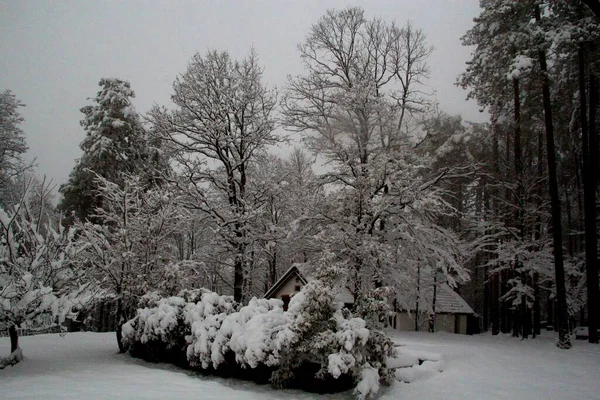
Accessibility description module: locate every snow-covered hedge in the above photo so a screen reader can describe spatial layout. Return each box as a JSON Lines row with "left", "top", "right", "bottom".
{"left": 123, "top": 279, "right": 396, "bottom": 399}
{"left": 122, "top": 295, "right": 191, "bottom": 366}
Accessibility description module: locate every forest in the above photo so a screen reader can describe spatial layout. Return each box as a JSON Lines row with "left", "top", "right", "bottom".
{"left": 1, "top": 1, "right": 600, "bottom": 398}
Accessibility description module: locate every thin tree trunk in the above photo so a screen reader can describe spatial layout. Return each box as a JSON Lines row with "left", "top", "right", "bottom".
{"left": 116, "top": 291, "right": 125, "bottom": 353}
{"left": 536, "top": 5, "right": 571, "bottom": 349}
{"left": 484, "top": 265, "right": 490, "bottom": 332}
{"left": 491, "top": 112, "right": 501, "bottom": 336}
{"left": 581, "top": 45, "right": 600, "bottom": 344}
{"left": 533, "top": 272, "right": 541, "bottom": 336}
{"left": 415, "top": 262, "right": 421, "bottom": 331}
{"left": 430, "top": 274, "right": 437, "bottom": 333}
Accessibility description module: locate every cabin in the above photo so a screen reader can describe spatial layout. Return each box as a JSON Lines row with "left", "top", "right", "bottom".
{"left": 263, "top": 266, "right": 474, "bottom": 335}
{"left": 392, "top": 283, "right": 475, "bottom": 334}
{"left": 263, "top": 266, "right": 354, "bottom": 310}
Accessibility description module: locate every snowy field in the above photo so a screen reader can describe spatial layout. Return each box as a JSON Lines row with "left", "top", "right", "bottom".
{"left": 1, "top": 331, "right": 599, "bottom": 400}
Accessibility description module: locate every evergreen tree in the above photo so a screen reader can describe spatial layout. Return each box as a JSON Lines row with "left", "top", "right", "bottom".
{"left": 58, "top": 78, "right": 147, "bottom": 224}
{"left": 0, "top": 90, "right": 29, "bottom": 205}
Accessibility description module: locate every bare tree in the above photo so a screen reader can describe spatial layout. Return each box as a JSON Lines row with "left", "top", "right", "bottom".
{"left": 282, "top": 7, "right": 441, "bottom": 292}
{"left": 150, "top": 50, "right": 279, "bottom": 302}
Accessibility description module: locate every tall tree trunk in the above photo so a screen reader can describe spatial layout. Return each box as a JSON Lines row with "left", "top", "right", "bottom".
{"left": 536, "top": 5, "right": 572, "bottom": 349}
{"left": 581, "top": 45, "right": 600, "bottom": 344}
{"left": 491, "top": 112, "right": 501, "bottom": 336}
{"left": 501, "top": 269, "right": 508, "bottom": 333}
{"left": 234, "top": 236, "right": 245, "bottom": 303}
{"left": 415, "top": 262, "right": 421, "bottom": 332}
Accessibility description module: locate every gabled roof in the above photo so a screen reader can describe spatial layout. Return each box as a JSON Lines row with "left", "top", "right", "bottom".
{"left": 264, "top": 265, "right": 307, "bottom": 299}
{"left": 400, "top": 283, "right": 474, "bottom": 314}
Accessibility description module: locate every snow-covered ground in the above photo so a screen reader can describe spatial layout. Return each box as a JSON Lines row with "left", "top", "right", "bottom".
{"left": 1, "top": 331, "right": 599, "bottom": 399}
{"left": 383, "top": 330, "right": 600, "bottom": 400}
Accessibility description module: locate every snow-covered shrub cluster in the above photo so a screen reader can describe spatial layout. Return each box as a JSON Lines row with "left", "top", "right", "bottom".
{"left": 122, "top": 295, "right": 191, "bottom": 366}
{"left": 123, "top": 271, "right": 396, "bottom": 399}
{"left": 270, "top": 278, "right": 397, "bottom": 399}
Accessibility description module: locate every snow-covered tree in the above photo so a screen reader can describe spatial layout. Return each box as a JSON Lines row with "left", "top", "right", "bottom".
{"left": 0, "top": 90, "right": 29, "bottom": 206}
{"left": 76, "top": 174, "right": 188, "bottom": 351}
{"left": 150, "top": 50, "right": 280, "bottom": 302}
{"left": 59, "top": 78, "right": 148, "bottom": 224}
{"left": 281, "top": 7, "right": 469, "bottom": 298}
{"left": 0, "top": 178, "right": 92, "bottom": 367}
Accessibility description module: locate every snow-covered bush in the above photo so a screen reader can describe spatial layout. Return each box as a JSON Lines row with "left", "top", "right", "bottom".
{"left": 270, "top": 277, "right": 395, "bottom": 399}
{"left": 268, "top": 254, "right": 396, "bottom": 399}
{"left": 216, "top": 297, "right": 286, "bottom": 369}
{"left": 122, "top": 295, "right": 191, "bottom": 366}
{"left": 124, "top": 266, "right": 397, "bottom": 399}
{"left": 184, "top": 291, "right": 238, "bottom": 369}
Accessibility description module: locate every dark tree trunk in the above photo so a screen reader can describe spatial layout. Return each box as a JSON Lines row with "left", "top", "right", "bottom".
{"left": 234, "top": 238, "right": 245, "bottom": 303}
{"left": 9, "top": 325, "right": 18, "bottom": 353}
{"left": 116, "top": 295, "right": 126, "bottom": 353}
{"left": 533, "top": 272, "right": 541, "bottom": 336}
{"left": 580, "top": 45, "right": 600, "bottom": 344}
{"left": 501, "top": 269, "right": 508, "bottom": 333}
{"left": 536, "top": 5, "right": 571, "bottom": 349}
{"left": 483, "top": 265, "right": 490, "bottom": 332}
{"left": 415, "top": 262, "right": 421, "bottom": 332}
{"left": 430, "top": 275, "right": 437, "bottom": 333}
{"left": 491, "top": 112, "right": 500, "bottom": 336}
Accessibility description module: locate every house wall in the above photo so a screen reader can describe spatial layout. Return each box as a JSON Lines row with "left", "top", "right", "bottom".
{"left": 394, "top": 312, "right": 468, "bottom": 334}
{"left": 435, "top": 314, "right": 456, "bottom": 333}
{"left": 271, "top": 275, "right": 304, "bottom": 300}
{"left": 269, "top": 275, "right": 355, "bottom": 306}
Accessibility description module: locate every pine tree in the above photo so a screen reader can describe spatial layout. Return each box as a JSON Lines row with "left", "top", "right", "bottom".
{"left": 58, "top": 78, "right": 147, "bottom": 224}
{"left": 0, "top": 90, "right": 29, "bottom": 205}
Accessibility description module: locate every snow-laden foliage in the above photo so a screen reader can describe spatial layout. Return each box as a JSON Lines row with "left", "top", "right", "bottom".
{"left": 0, "top": 90, "right": 28, "bottom": 202}
{"left": 270, "top": 255, "right": 396, "bottom": 399}
{"left": 124, "top": 257, "right": 396, "bottom": 399}
{"left": 59, "top": 78, "right": 150, "bottom": 224}
{"left": 76, "top": 173, "right": 189, "bottom": 351}
{"left": 149, "top": 50, "right": 281, "bottom": 303}
{"left": 216, "top": 297, "right": 286, "bottom": 369}
{"left": 0, "top": 182, "right": 93, "bottom": 335}
{"left": 185, "top": 291, "right": 238, "bottom": 369}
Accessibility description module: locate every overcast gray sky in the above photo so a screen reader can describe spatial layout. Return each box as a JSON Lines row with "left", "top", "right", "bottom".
{"left": 0, "top": 0, "right": 484, "bottom": 188}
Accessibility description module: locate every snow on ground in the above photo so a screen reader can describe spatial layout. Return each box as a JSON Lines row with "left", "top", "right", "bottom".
{"left": 382, "top": 330, "right": 600, "bottom": 400}
{"left": 0, "top": 332, "right": 345, "bottom": 400}
{"left": 1, "top": 330, "right": 599, "bottom": 400}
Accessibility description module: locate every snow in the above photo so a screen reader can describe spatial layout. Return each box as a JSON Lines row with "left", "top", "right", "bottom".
{"left": 382, "top": 331, "right": 600, "bottom": 400}
{"left": 2, "top": 330, "right": 600, "bottom": 400}
{"left": 0, "top": 332, "right": 340, "bottom": 400}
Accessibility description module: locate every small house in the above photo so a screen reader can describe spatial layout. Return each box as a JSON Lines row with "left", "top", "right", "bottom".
{"left": 393, "top": 283, "right": 475, "bottom": 334}
{"left": 264, "top": 266, "right": 354, "bottom": 310}
{"left": 263, "top": 266, "right": 474, "bottom": 335}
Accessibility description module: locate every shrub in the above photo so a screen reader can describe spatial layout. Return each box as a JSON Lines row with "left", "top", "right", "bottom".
{"left": 122, "top": 295, "right": 190, "bottom": 366}
{"left": 123, "top": 268, "right": 397, "bottom": 399}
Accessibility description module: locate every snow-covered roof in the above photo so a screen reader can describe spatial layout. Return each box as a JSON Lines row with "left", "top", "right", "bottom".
{"left": 436, "top": 284, "right": 474, "bottom": 314}
{"left": 400, "top": 283, "right": 474, "bottom": 315}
